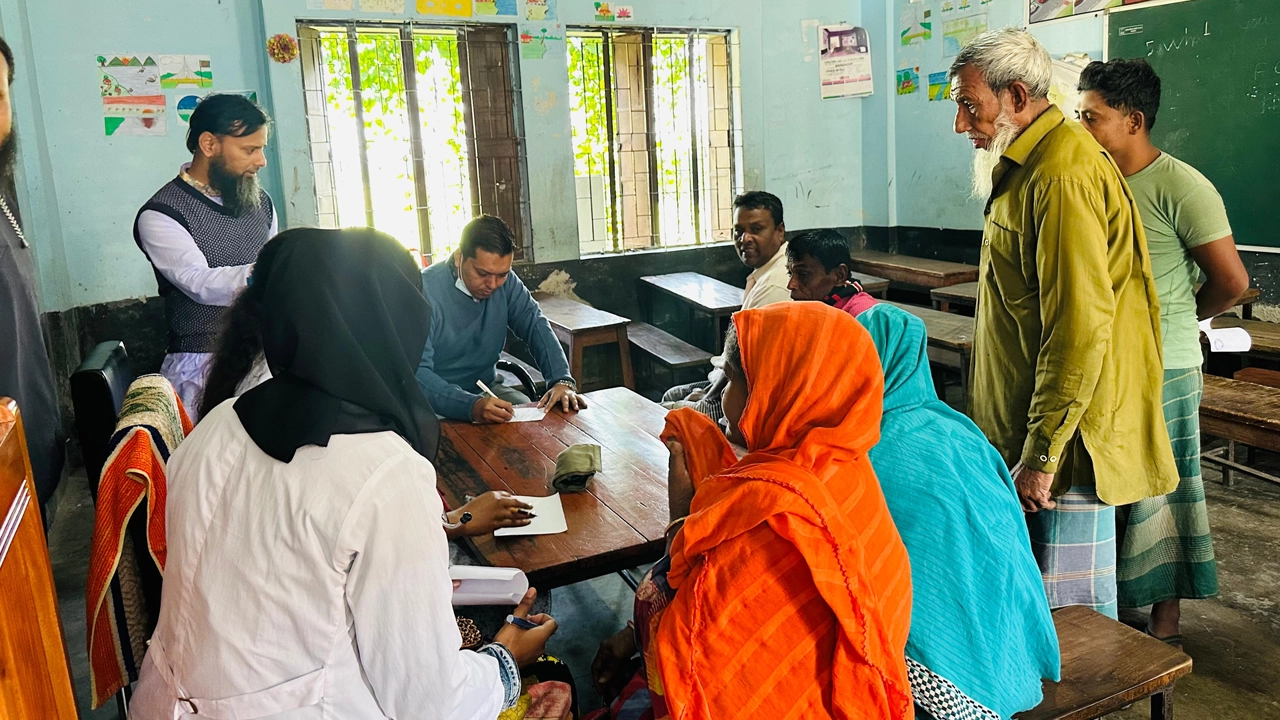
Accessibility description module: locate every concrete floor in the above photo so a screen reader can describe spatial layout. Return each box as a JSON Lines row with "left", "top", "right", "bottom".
{"left": 49, "top": 453, "right": 1280, "bottom": 719}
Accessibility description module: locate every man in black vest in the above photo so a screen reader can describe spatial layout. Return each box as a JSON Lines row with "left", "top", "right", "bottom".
{"left": 0, "top": 35, "right": 65, "bottom": 506}
{"left": 134, "top": 95, "right": 276, "bottom": 418}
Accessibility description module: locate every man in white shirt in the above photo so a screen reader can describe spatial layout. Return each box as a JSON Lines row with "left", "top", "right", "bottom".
{"left": 133, "top": 94, "right": 277, "bottom": 417}
{"left": 662, "top": 191, "right": 791, "bottom": 421}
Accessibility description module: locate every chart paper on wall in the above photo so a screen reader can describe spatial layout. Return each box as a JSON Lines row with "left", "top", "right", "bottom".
{"left": 942, "top": 14, "right": 988, "bottom": 58}
{"left": 418, "top": 0, "right": 472, "bottom": 15}
{"left": 360, "top": 0, "right": 405, "bottom": 11}
{"left": 524, "top": 0, "right": 555, "bottom": 21}
{"left": 819, "top": 25, "right": 874, "bottom": 99}
{"left": 158, "top": 55, "right": 213, "bottom": 91}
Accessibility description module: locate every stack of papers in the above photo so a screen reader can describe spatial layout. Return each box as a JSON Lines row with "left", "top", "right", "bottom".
{"left": 450, "top": 566, "right": 529, "bottom": 606}
{"left": 1200, "top": 318, "right": 1252, "bottom": 353}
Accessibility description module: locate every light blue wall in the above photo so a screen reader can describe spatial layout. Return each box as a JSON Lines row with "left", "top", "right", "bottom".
{"left": 10, "top": 0, "right": 872, "bottom": 312}
{"left": 0, "top": 0, "right": 274, "bottom": 312}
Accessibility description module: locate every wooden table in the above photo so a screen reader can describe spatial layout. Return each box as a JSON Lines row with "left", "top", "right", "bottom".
{"left": 1200, "top": 316, "right": 1280, "bottom": 363}
{"left": 1200, "top": 374, "right": 1280, "bottom": 488}
{"left": 887, "top": 302, "right": 975, "bottom": 403}
{"left": 434, "top": 387, "right": 669, "bottom": 589}
{"left": 931, "top": 281, "right": 978, "bottom": 313}
{"left": 853, "top": 273, "right": 892, "bottom": 298}
{"left": 640, "top": 273, "right": 742, "bottom": 354}
{"left": 848, "top": 249, "right": 978, "bottom": 290}
{"left": 533, "top": 293, "right": 635, "bottom": 390}
{"left": 936, "top": 284, "right": 1262, "bottom": 317}
{"left": 1016, "top": 606, "right": 1192, "bottom": 720}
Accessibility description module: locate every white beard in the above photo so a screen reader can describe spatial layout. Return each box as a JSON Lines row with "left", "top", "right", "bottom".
{"left": 970, "top": 110, "right": 1021, "bottom": 200}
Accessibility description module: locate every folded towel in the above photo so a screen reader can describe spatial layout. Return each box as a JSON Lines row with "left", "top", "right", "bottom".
{"left": 551, "top": 444, "right": 601, "bottom": 492}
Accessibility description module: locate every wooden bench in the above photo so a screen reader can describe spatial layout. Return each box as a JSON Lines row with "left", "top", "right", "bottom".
{"left": 533, "top": 293, "right": 635, "bottom": 390}
{"left": 1016, "top": 605, "right": 1192, "bottom": 720}
{"left": 853, "top": 273, "right": 891, "bottom": 298}
{"left": 886, "top": 302, "right": 974, "bottom": 405}
{"left": 627, "top": 321, "right": 714, "bottom": 371}
{"left": 931, "top": 281, "right": 978, "bottom": 313}
{"left": 1233, "top": 366, "right": 1280, "bottom": 389}
{"left": 1199, "top": 374, "right": 1280, "bottom": 487}
{"left": 1197, "top": 284, "right": 1260, "bottom": 320}
{"left": 848, "top": 249, "right": 978, "bottom": 290}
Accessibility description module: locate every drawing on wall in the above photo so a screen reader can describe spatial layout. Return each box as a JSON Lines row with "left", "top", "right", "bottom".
{"left": 927, "top": 71, "right": 950, "bottom": 101}
{"left": 1028, "top": 0, "right": 1073, "bottom": 23}
{"left": 942, "top": 14, "right": 988, "bottom": 57}
{"left": 897, "top": 66, "right": 920, "bottom": 95}
{"left": 360, "top": 0, "right": 405, "bottom": 11}
{"left": 524, "top": 0, "right": 555, "bottom": 20}
{"left": 474, "top": 0, "right": 515, "bottom": 14}
{"left": 158, "top": 55, "right": 213, "bottom": 90}
{"left": 99, "top": 55, "right": 161, "bottom": 97}
{"left": 418, "top": 0, "right": 472, "bottom": 15}
{"left": 900, "top": 6, "right": 932, "bottom": 46}
{"left": 615, "top": 5, "right": 633, "bottom": 20}
{"left": 307, "top": 0, "right": 355, "bottom": 8}
{"left": 174, "top": 92, "right": 210, "bottom": 124}
{"left": 820, "top": 25, "right": 874, "bottom": 99}
{"left": 104, "top": 95, "right": 167, "bottom": 136}
{"left": 594, "top": 2, "right": 614, "bottom": 22}
{"left": 520, "top": 26, "right": 562, "bottom": 59}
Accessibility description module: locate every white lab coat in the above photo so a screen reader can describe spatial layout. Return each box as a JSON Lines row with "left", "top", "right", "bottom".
{"left": 130, "top": 400, "right": 504, "bottom": 719}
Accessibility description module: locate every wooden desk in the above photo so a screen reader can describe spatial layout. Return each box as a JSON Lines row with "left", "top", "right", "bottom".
{"left": 1016, "top": 606, "right": 1192, "bottom": 720}
{"left": 435, "top": 387, "right": 669, "bottom": 589}
{"left": 640, "top": 273, "right": 742, "bottom": 354}
{"left": 0, "top": 400, "right": 77, "bottom": 719}
{"left": 931, "top": 281, "right": 978, "bottom": 313}
{"left": 533, "top": 293, "right": 635, "bottom": 390}
{"left": 1200, "top": 375, "right": 1280, "bottom": 488}
{"left": 887, "top": 302, "right": 975, "bottom": 403}
{"left": 848, "top": 249, "right": 978, "bottom": 290}
{"left": 935, "top": 284, "right": 1261, "bottom": 317}
{"left": 853, "top": 274, "right": 892, "bottom": 299}
{"left": 1201, "top": 316, "right": 1280, "bottom": 362}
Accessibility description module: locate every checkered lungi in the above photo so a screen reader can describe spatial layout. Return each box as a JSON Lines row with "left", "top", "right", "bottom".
{"left": 1027, "top": 485, "right": 1118, "bottom": 619}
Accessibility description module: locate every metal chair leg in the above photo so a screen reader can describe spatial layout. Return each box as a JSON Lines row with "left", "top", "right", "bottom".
{"left": 1151, "top": 688, "right": 1173, "bottom": 720}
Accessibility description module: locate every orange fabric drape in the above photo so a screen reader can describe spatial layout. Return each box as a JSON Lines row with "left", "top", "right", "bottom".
{"left": 86, "top": 390, "right": 191, "bottom": 708}
{"left": 653, "top": 303, "right": 914, "bottom": 720}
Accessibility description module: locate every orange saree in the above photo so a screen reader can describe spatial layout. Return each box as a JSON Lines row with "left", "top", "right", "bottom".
{"left": 645, "top": 303, "right": 915, "bottom": 720}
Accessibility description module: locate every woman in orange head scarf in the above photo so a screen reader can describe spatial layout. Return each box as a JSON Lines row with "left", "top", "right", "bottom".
{"left": 589, "top": 302, "right": 914, "bottom": 720}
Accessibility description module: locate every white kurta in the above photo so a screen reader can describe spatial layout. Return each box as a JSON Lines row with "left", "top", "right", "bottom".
{"left": 130, "top": 400, "right": 504, "bottom": 720}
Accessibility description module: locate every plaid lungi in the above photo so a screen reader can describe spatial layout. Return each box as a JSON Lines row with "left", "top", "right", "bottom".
{"left": 661, "top": 380, "right": 724, "bottom": 423}
{"left": 1116, "top": 367, "right": 1218, "bottom": 607}
{"left": 1028, "top": 484, "right": 1118, "bottom": 619}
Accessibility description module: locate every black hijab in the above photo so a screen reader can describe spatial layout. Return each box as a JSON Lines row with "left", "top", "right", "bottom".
{"left": 233, "top": 227, "right": 440, "bottom": 463}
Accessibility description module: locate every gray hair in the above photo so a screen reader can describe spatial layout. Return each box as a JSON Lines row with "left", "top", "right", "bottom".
{"left": 723, "top": 321, "right": 742, "bottom": 379}
{"left": 948, "top": 27, "right": 1052, "bottom": 100}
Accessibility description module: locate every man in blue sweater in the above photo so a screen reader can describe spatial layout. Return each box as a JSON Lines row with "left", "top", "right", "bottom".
{"left": 417, "top": 216, "right": 585, "bottom": 423}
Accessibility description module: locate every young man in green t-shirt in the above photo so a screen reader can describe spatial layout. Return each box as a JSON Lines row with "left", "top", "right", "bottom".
{"left": 1077, "top": 58, "right": 1249, "bottom": 647}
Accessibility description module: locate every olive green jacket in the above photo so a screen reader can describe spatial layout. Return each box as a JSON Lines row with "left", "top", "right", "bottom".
{"left": 969, "top": 105, "right": 1178, "bottom": 506}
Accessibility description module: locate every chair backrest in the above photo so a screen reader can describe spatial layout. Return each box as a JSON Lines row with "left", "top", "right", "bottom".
{"left": 0, "top": 399, "right": 78, "bottom": 718}
{"left": 71, "top": 341, "right": 133, "bottom": 497}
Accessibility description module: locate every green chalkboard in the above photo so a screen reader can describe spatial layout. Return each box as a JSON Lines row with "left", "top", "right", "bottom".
{"left": 1108, "top": 0, "right": 1280, "bottom": 248}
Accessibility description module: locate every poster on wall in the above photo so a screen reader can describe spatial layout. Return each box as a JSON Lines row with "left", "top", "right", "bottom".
{"left": 524, "top": 0, "right": 555, "bottom": 20}
{"left": 819, "top": 25, "right": 874, "bottom": 99}
{"left": 519, "top": 25, "right": 562, "bottom": 59}
{"left": 927, "top": 71, "right": 950, "bottom": 101}
{"left": 900, "top": 5, "right": 932, "bottom": 46}
{"left": 474, "top": 0, "right": 516, "bottom": 15}
{"left": 360, "top": 0, "right": 405, "bottom": 11}
{"left": 418, "top": 0, "right": 472, "bottom": 14}
{"left": 942, "top": 14, "right": 988, "bottom": 57}
{"left": 159, "top": 55, "right": 213, "bottom": 90}
{"left": 897, "top": 66, "right": 920, "bottom": 95}
{"left": 104, "top": 95, "right": 167, "bottom": 137}
{"left": 174, "top": 92, "right": 210, "bottom": 124}
{"left": 1030, "top": 0, "right": 1154, "bottom": 24}
{"left": 307, "top": 0, "right": 355, "bottom": 8}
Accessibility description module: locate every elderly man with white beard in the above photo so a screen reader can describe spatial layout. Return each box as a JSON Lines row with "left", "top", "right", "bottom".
{"left": 948, "top": 28, "right": 1176, "bottom": 618}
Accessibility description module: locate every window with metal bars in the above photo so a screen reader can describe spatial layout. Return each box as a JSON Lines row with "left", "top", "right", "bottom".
{"left": 568, "top": 28, "right": 742, "bottom": 255}
{"left": 299, "top": 22, "right": 530, "bottom": 265}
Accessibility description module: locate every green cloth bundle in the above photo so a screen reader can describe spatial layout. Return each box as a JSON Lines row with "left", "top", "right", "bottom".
{"left": 552, "top": 444, "right": 602, "bottom": 492}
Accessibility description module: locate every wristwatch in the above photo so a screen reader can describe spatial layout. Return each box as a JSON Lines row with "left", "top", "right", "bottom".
{"left": 441, "top": 511, "right": 473, "bottom": 531}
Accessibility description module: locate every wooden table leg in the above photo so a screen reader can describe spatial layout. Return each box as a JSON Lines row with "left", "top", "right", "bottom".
{"left": 940, "top": 300, "right": 952, "bottom": 313}
{"left": 1224, "top": 440, "right": 1237, "bottom": 487}
{"left": 570, "top": 339, "right": 585, "bottom": 389}
{"left": 1151, "top": 688, "right": 1174, "bottom": 720}
{"left": 616, "top": 326, "right": 635, "bottom": 390}
{"left": 1243, "top": 303, "right": 1254, "bottom": 320}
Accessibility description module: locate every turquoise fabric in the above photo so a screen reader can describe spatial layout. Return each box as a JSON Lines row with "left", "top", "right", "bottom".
{"left": 856, "top": 304, "right": 1061, "bottom": 719}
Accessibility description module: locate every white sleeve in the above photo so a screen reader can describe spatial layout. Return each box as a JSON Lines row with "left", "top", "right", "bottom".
{"left": 744, "top": 281, "right": 793, "bottom": 310}
{"left": 136, "top": 209, "right": 253, "bottom": 306}
{"left": 270, "top": 205, "right": 279, "bottom": 237}
{"left": 338, "top": 453, "right": 505, "bottom": 720}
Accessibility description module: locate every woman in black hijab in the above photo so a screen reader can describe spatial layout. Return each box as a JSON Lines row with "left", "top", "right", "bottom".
{"left": 132, "top": 228, "right": 557, "bottom": 719}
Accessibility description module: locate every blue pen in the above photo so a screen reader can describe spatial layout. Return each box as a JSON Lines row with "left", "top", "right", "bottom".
{"left": 506, "top": 614, "right": 540, "bottom": 630}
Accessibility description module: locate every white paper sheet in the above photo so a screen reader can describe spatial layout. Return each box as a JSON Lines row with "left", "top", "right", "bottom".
{"left": 493, "top": 494, "right": 568, "bottom": 537}
{"left": 511, "top": 407, "right": 549, "bottom": 423}
{"left": 1200, "top": 318, "right": 1252, "bottom": 353}
{"left": 450, "top": 566, "right": 530, "bottom": 606}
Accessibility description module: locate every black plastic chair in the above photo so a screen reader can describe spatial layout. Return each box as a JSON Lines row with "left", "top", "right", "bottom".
{"left": 70, "top": 341, "right": 133, "bottom": 499}
{"left": 70, "top": 342, "right": 142, "bottom": 717}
